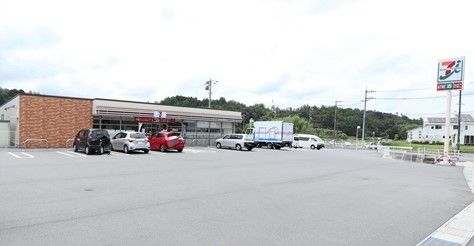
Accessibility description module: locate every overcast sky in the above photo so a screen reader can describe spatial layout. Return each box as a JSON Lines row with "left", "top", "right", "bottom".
{"left": 1, "top": 0, "right": 473, "bottom": 118}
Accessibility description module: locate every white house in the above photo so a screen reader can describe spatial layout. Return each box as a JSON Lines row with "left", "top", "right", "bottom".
{"left": 407, "top": 114, "right": 474, "bottom": 145}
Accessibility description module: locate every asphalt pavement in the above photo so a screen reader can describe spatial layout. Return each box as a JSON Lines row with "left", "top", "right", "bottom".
{"left": 0, "top": 147, "right": 472, "bottom": 245}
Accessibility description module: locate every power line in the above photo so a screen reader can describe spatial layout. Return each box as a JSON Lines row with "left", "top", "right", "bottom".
{"left": 374, "top": 91, "right": 474, "bottom": 100}
{"left": 338, "top": 100, "right": 365, "bottom": 107}
{"left": 401, "top": 110, "right": 474, "bottom": 116}
{"left": 375, "top": 95, "right": 446, "bottom": 100}
{"left": 370, "top": 81, "right": 474, "bottom": 93}
{"left": 374, "top": 87, "right": 431, "bottom": 92}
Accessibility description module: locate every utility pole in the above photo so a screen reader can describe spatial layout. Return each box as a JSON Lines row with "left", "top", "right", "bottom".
{"left": 362, "top": 86, "right": 376, "bottom": 145}
{"left": 205, "top": 78, "right": 218, "bottom": 146}
{"left": 457, "top": 90, "right": 462, "bottom": 150}
{"left": 333, "top": 100, "right": 342, "bottom": 147}
{"left": 205, "top": 78, "right": 218, "bottom": 109}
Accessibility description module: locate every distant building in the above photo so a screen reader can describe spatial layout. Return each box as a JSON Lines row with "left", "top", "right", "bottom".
{"left": 407, "top": 114, "right": 474, "bottom": 145}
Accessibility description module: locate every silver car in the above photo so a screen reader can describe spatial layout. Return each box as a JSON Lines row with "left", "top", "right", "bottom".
{"left": 216, "top": 134, "right": 255, "bottom": 151}
{"left": 111, "top": 132, "right": 150, "bottom": 153}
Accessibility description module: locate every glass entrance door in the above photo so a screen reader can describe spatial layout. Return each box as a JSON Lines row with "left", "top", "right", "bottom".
{"left": 142, "top": 123, "right": 168, "bottom": 136}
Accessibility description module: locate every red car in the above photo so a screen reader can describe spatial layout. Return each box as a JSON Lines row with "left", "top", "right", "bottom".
{"left": 149, "top": 132, "right": 185, "bottom": 152}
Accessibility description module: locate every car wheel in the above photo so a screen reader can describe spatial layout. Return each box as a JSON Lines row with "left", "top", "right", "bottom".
{"left": 85, "top": 145, "right": 90, "bottom": 155}
{"left": 144, "top": 149, "right": 149, "bottom": 154}
{"left": 216, "top": 142, "right": 221, "bottom": 149}
{"left": 99, "top": 146, "right": 104, "bottom": 155}
{"left": 160, "top": 145, "right": 166, "bottom": 152}
{"left": 73, "top": 144, "right": 78, "bottom": 152}
{"left": 177, "top": 149, "right": 183, "bottom": 153}
{"left": 124, "top": 145, "right": 129, "bottom": 153}
{"left": 267, "top": 143, "right": 273, "bottom": 149}
{"left": 236, "top": 144, "right": 242, "bottom": 151}
{"left": 310, "top": 145, "right": 316, "bottom": 150}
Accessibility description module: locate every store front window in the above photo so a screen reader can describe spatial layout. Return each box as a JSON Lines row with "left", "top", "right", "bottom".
{"left": 94, "top": 116, "right": 236, "bottom": 146}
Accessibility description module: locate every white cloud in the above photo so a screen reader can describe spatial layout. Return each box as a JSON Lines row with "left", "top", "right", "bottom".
{"left": 0, "top": 0, "right": 473, "bottom": 118}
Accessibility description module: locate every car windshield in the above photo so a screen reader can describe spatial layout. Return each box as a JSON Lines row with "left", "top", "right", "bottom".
{"left": 130, "top": 133, "right": 146, "bottom": 139}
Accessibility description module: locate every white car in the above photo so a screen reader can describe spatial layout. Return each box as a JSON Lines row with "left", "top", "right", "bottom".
{"left": 216, "top": 134, "right": 255, "bottom": 151}
{"left": 365, "top": 142, "right": 378, "bottom": 150}
{"left": 293, "top": 134, "right": 325, "bottom": 150}
{"left": 111, "top": 131, "right": 150, "bottom": 153}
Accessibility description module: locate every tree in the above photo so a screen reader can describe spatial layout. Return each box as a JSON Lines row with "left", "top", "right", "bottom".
{"left": 157, "top": 95, "right": 422, "bottom": 140}
{"left": 0, "top": 87, "right": 26, "bottom": 106}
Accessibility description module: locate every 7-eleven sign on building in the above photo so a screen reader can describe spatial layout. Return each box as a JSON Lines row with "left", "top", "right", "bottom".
{"left": 437, "top": 57, "right": 465, "bottom": 91}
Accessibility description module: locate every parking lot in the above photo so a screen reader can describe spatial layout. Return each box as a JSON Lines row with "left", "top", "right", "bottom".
{"left": 1, "top": 147, "right": 473, "bottom": 245}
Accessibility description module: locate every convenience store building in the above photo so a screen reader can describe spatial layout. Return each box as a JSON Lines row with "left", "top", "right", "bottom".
{"left": 0, "top": 93, "right": 242, "bottom": 148}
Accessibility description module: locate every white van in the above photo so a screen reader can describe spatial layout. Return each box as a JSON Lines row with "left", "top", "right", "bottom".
{"left": 293, "top": 134, "right": 325, "bottom": 150}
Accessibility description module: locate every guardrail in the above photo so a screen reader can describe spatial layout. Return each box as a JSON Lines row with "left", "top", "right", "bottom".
{"left": 24, "top": 139, "right": 48, "bottom": 148}
{"left": 425, "top": 148, "right": 460, "bottom": 165}
{"left": 184, "top": 139, "right": 199, "bottom": 146}
{"left": 379, "top": 146, "right": 460, "bottom": 165}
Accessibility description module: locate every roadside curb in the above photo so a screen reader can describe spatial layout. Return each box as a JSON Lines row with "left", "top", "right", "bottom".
{"left": 417, "top": 201, "right": 474, "bottom": 246}
{"left": 417, "top": 162, "right": 474, "bottom": 246}
{"left": 458, "top": 162, "right": 474, "bottom": 193}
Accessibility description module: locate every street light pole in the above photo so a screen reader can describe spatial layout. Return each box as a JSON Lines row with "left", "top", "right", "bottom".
{"left": 356, "top": 126, "right": 361, "bottom": 148}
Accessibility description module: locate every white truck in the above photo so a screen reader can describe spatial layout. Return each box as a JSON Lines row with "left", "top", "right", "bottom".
{"left": 246, "top": 121, "right": 294, "bottom": 149}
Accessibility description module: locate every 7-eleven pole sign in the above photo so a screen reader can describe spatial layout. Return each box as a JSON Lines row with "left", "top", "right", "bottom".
{"left": 437, "top": 57, "right": 465, "bottom": 90}
{"left": 437, "top": 57, "right": 465, "bottom": 164}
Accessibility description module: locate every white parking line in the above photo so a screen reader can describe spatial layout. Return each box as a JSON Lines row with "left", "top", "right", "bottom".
{"left": 21, "top": 152, "right": 35, "bottom": 158}
{"left": 185, "top": 148, "right": 217, "bottom": 154}
{"left": 150, "top": 151, "right": 165, "bottom": 155}
{"left": 8, "top": 152, "right": 21, "bottom": 158}
{"left": 66, "top": 151, "right": 87, "bottom": 157}
{"left": 109, "top": 152, "right": 132, "bottom": 157}
{"left": 7, "top": 152, "right": 35, "bottom": 158}
{"left": 56, "top": 151, "right": 76, "bottom": 157}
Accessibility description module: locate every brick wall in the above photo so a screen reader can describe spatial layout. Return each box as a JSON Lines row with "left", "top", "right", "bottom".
{"left": 19, "top": 95, "right": 93, "bottom": 148}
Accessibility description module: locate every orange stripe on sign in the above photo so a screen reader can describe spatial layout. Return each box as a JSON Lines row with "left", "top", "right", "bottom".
{"left": 442, "top": 61, "right": 455, "bottom": 68}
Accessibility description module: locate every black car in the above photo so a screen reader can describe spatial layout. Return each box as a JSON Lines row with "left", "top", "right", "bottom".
{"left": 73, "top": 129, "right": 111, "bottom": 155}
